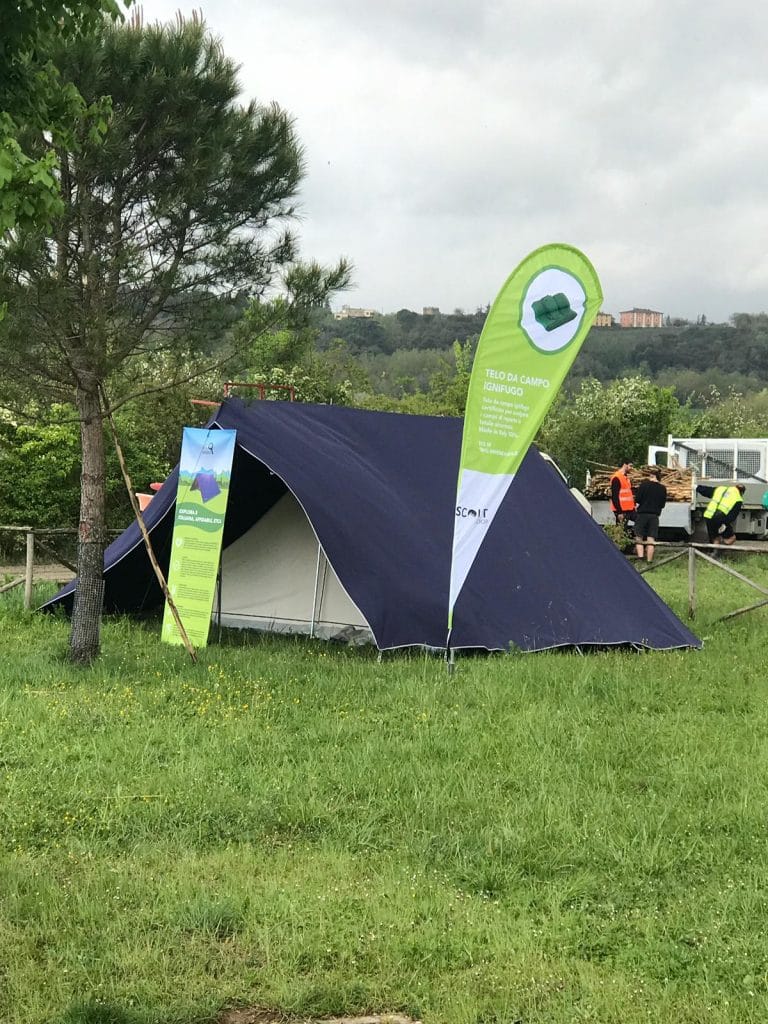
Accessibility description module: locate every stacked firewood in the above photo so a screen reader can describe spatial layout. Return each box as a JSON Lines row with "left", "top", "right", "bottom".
{"left": 585, "top": 465, "right": 693, "bottom": 502}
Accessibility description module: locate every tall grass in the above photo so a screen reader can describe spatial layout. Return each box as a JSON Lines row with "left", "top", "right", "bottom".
{"left": 1, "top": 560, "right": 768, "bottom": 1023}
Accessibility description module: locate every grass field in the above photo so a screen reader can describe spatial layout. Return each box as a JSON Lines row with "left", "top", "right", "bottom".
{"left": 2, "top": 557, "right": 768, "bottom": 1023}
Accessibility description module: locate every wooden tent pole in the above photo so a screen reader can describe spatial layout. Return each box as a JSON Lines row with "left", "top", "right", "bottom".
{"left": 100, "top": 390, "right": 197, "bottom": 663}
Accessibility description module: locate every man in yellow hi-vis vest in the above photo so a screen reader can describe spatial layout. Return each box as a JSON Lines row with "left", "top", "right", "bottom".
{"left": 697, "top": 482, "right": 746, "bottom": 549}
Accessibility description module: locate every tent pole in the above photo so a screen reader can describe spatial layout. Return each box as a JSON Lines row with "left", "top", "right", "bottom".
{"left": 310, "top": 543, "right": 322, "bottom": 639}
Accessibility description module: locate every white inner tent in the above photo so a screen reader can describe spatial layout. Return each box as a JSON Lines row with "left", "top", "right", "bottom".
{"left": 213, "top": 491, "right": 373, "bottom": 642}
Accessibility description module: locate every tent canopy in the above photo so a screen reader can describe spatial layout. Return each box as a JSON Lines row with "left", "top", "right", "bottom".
{"left": 43, "top": 398, "right": 701, "bottom": 653}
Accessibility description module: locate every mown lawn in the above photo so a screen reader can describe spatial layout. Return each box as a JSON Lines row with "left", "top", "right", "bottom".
{"left": 2, "top": 558, "right": 768, "bottom": 1024}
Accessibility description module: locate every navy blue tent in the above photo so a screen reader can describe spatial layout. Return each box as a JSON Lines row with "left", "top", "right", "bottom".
{"left": 43, "top": 399, "right": 700, "bottom": 652}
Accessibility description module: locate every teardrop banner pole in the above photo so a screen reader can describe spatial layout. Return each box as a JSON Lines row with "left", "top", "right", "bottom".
{"left": 447, "top": 243, "right": 603, "bottom": 655}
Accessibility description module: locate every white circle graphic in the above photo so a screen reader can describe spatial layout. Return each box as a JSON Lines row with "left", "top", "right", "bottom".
{"left": 521, "top": 268, "right": 586, "bottom": 352}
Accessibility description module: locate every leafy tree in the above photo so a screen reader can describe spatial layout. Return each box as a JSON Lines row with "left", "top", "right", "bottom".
{"left": 358, "top": 338, "right": 476, "bottom": 417}
{"left": 314, "top": 307, "right": 488, "bottom": 355}
{"left": 0, "top": 15, "right": 349, "bottom": 663}
{"left": 242, "top": 364, "right": 354, "bottom": 406}
{"left": 0, "top": 399, "right": 186, "bottom": 536}
{"left": 0, "top": 410, "right": 82, "bottom": 531}
{"left": 423, "top": 339, "right": 475, "bottom": 415}
{"left": 674, "top": 385, "right": 768, "bottom": 437}
{"left": 311, "top": 338, "right": 371, "bottom": 398}
{"left": 537, "top": 377, "right": 679, "bottom": 485}
{"left": 358, "top": 348, "right": 447, "bottom": 397}
{"left": 324, "top": 315, "right": 391, "bottom": 354}
{"left": 1, "top": 0, "right": 130, "bottom": 234}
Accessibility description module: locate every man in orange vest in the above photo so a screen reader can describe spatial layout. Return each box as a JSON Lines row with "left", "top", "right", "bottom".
{"left": 610, "top": 459, "right": 635, "bottom": 528}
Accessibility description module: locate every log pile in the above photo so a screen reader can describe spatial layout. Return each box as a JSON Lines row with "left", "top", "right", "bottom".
{"left": 585, "top": 465, "right": 693, "bottom": 502}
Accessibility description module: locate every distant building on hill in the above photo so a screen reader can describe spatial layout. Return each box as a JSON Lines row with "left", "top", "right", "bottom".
{"left": 334, "top": 305, "right": 377, "bottom": 320}
{"left": 422, "top": 306, "right": 440, "bottom": 316}
{"left": 594, "top": 312, "right": 615, "bottom": 327}
{"left": 619, "top": 307, "right": 663, "bottom": 328}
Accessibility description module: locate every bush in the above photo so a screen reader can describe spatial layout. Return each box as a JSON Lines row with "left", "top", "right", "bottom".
{"left": 603, "top": 521, "right": 634, "bottom": 553}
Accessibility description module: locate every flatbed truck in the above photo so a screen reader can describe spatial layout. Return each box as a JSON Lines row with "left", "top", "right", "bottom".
{"left": 587, "top": 437, "right": 768, "bottom": 539}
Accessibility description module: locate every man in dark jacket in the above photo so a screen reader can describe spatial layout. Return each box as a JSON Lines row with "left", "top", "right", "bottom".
{"left": 697, "top": 482, "right": 746, "bottom": 550}
{"left": 634, "top": 468, "right": 667, "bottom": 562}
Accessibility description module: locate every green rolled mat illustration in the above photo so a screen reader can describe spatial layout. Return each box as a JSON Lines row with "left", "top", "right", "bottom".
{"left": 531, "top": 292, "right": 577, "bottom": 332}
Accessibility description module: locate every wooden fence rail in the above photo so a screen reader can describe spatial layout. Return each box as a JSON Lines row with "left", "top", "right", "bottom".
{"left": 0, "top": 526, "right": 121, "bottom": 610}
{"left": 636, "top": 540, "right": 768, "bottom": 623}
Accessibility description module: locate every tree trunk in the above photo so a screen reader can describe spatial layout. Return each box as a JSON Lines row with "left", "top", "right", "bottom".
{"left": 69, "top": 382, "right": 106, "bottom": 665}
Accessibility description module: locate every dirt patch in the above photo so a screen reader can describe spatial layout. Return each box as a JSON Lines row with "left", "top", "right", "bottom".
{"left": 0, "top": 563, "right": 74, "bottom": 583}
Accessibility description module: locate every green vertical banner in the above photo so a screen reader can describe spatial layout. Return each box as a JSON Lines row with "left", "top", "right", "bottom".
{"left": 162, "top": 427, "right": 237, "bottom": 647}
{"left": 448, "top": 243, "right": 602, "bottom": 635}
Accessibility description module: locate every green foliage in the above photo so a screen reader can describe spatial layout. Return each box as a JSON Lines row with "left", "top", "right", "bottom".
{"left": 244, "top": 364, "right": 354, "bottom": 406}
{"left": 356, "top": 339, "right": 475, "bottom": 417}
{"left": 0, "top": 117, "right": 64, "bottom": 233}
{"left": 0, "top": 402, "right": 183, "bottom": 531}
{"left": 314, "top": 306, "right": 488, "bottom": 356}
{"left": 569, "top": 316, "right": 768, "bottom": 399}
{"left": 0, "top": 0, "right": 126, "bottom": 72}
{"left": 0, "top": 14, "right": 340, "bottom": 409}
{"left": 311, "top": 312, "right": 768, "bottom": 408}
{"left": 246, "top": 327, "right": 312, "bottom": 377}
{"left": 538, "top": 376, "right": 679, "bottom": 483}
{"left": 602, "top": 521, "right": 634, "bottom": 552}
{"left": 358, "top": 347, "right": 447, "bottom": 397}
{"left": 673, "top": 385, "right": 768, "bottom": 437}
{"left": 0, "top": 1, "right": 129, "bottom": 234}
{"left": 424, "top": 338, "right": 474, "bottom": 415}
{"left": 0, "top": 410, "right": 82, "bottom": 528}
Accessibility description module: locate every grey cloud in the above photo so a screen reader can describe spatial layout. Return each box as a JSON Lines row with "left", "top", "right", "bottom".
{"left": 140, "top": 0, "right": 768, "bottom": 320}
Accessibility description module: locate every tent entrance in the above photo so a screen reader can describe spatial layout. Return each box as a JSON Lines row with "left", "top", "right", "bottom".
{"left": 213, "top": 491, "right": 373, "bottom": 643}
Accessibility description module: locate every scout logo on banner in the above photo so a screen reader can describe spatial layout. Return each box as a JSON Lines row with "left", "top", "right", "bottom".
{"left": 162, "top": 427, "right": 237, "bottom": 647}
{"left": 448, "top": 243, "right": 602, "bottom": 636}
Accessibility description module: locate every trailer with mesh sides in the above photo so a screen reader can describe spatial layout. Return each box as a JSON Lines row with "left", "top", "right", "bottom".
{"left": 650, "top": 438, "right": 768, "bottom": 538}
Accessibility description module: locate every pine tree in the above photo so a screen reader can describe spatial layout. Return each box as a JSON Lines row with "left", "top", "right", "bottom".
{"left": 0, "top": 13, "right": 349, "bottom": 662}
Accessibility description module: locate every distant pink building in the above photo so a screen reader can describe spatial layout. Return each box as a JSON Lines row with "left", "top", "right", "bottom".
{"left": 619, "top": 308, "right": 663, "bottom": 328}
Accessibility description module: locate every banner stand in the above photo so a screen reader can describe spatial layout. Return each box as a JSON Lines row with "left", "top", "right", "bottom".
{"left": 162, "top": 427, "right": 237, "bottom": 649}
{"left": 447, "top": 244, "right": 602, "bottom": 655}
{"left": 216, "top": 556, "right": 223, "bottom": 642}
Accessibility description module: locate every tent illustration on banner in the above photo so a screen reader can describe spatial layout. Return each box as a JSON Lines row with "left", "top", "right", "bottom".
{"left": 43, "top": 398, "right": 701, "bottom": 655}
{"left": 190, "top": 468, "right": 221, "bottom": 503}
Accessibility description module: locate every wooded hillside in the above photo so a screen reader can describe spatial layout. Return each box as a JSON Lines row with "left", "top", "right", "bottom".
{"left": 314, "top": 309, "right": 768, "bottom": 401}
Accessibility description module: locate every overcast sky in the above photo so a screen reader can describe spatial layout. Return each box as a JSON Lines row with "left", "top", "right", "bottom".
{"left": 140, "top": 0, "right": 768, "bottom": 323}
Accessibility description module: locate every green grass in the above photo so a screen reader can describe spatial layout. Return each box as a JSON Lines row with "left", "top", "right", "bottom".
{"left": 2, "top": 558, "right": 768, "bottom": 1023}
